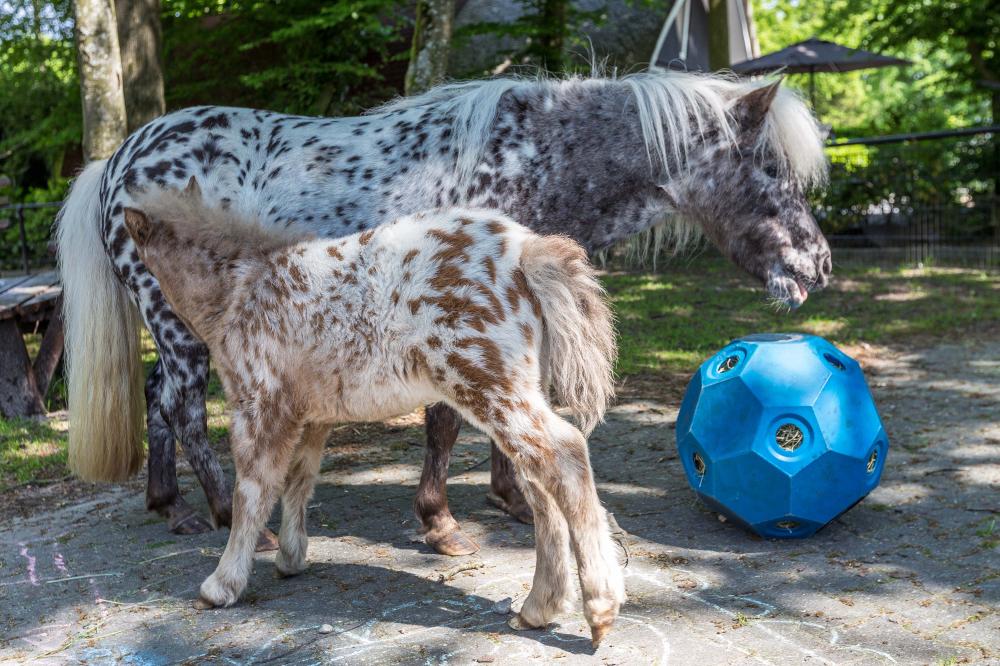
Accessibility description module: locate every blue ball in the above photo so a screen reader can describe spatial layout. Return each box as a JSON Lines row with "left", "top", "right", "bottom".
{"left": 676, "top": 333, "right": 888, "bottom": 538}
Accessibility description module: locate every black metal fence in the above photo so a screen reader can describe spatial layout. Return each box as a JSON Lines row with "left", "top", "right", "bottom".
{"left": 0, "top": 201, "right": 61, "bottom": 274}
{"left": 817, "top": 126, "right": 999, "bottom": 268}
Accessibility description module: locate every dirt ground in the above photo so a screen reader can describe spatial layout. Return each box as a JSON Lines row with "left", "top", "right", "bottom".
{"left": 1, "top": 338, "right": 998, "bottom": 665}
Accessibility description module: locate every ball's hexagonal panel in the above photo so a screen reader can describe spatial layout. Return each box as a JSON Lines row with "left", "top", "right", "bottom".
{"left": 739, "top": 334, "right": 831, "bottom": 407}
{"left": 689, "top": 377, "right": 765, "bottom": 461}
{"left": 712, "top": 451, "right": 793, "bottom": 526}
{"left": 675, "top": 334, "right": 889, "bottom": 539}
{"left": 789, "top": 450, "right": 869, "bottom": 525}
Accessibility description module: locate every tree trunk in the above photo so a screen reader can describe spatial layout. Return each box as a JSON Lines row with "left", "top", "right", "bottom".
{"left": 708, "top": 0, "right": 730, "bottom": 71}
{"left": 537, "top": 0, "right": 568, "bottom": 74}
{"left": 74, "top": 0, "right": 128, "bottom": 162}
{"left": 116, "top": 0, "right": 166, "bottom": 133}
{"left": 405, "top": 0, "right": 455, "bottom": 96}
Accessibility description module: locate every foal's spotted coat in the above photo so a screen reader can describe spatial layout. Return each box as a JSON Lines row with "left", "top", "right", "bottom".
{"left": 122, "top": 190, "right": 623, "bottom": 644}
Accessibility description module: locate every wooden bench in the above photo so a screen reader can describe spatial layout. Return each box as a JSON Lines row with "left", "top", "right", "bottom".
{"left": 0, "top": 270, "right": 63, "bottom": 417}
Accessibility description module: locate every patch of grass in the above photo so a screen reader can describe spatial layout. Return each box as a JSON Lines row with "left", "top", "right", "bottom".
{"left": 604, "top": 259, "right": 1000, "bottom": 375}
{"left": 0, "top": 418, "right": 68, "bottom": 490}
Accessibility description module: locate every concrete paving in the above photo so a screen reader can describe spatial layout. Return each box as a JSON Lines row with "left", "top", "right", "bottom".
{"left": 1, "top": 340, "right": 998, "bottom": 665}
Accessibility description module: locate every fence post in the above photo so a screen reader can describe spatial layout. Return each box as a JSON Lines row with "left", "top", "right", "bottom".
{"left": 17, "top": 205, "right": 30, "bottom": 275}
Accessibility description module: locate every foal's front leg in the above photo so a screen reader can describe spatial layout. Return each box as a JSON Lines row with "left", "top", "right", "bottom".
{"left": 276, "top": 423, "right": 330, "bottom": 577}
{"left": 195, "top": 406, "right": 303, "bottom": 609}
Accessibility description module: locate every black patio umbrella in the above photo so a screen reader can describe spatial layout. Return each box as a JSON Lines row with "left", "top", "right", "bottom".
{"left": 731, "top": 37, "right": 910, "bottom": 107}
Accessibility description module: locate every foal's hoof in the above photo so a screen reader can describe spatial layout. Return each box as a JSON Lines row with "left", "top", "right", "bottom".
{"left": 255, "top": 528, "right": 280, "bottom": 552}
{"left": 507, "top": 614, "right": 544, "bottom": 632}
{"left": 192, "top": 597, "right": 216, "bottom": 610}
{"left": 426, "top": 529, "right": 480, "bottom": 557}
{"left": 486, "top": 491, "right": 534, "bottom": 525}
{"left": 590, "top": 622, "right": 612, "bottom": 648}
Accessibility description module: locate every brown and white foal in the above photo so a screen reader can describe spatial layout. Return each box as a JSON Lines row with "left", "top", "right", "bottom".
{"left": 122, "top": 186, "right": 625, "bottom": 645}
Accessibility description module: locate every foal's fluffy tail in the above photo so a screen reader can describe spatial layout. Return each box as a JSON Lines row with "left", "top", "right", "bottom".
{"left": 520, "top": 236, "right": 617, "bottom": 434}
{"left": 57, "top": 160, "right": 146, "bottom": 482}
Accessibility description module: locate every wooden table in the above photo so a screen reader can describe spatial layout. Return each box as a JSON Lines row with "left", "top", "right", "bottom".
{"left": 0, "top": 270, "right": 63, "bottom": 417}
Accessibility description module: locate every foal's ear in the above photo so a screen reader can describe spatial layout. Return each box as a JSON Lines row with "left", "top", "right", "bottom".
{"left": 183, "top": 176, "right": 203, "bottom": 200}
{"left": 123, "top": 208, "right": 154, "bottom": 247}
{"left": 731, "top": 78, "right": 782, "bottom": 138}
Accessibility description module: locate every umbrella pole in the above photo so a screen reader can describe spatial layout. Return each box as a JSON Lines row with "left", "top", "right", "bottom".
{"left": 809, "top": 68, "right": 816, "bottom": 108}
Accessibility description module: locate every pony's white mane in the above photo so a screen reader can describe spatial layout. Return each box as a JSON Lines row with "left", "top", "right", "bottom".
{"left": 374, "top": 70, "right": 828, "bottom": 190}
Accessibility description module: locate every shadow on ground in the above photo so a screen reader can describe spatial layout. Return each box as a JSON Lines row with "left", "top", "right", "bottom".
{"left": 1, "top": 339, "right": 997, "bottom": 664}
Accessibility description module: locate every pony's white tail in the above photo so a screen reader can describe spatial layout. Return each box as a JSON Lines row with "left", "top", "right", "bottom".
{"left": 57, "top": 160, "right": 146, "bottom": 482}
{"left": 520, "top": 236, "right": 617, "bottom": 434}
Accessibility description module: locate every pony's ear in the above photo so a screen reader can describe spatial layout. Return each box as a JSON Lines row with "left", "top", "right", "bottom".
{"left": 183, "top": 176, "right": 202, "bottom": 200}
{"left": 731, "top": 79, "right": 782, "bottom": 138}
{"left": 123, "top": 208, "right": 154, "bottom": 247}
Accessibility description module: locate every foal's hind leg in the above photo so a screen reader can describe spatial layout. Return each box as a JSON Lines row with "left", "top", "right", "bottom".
{"left": 506, "top": 478, "right": 574, "bottom": 630}
{"left": 276, "top": 423, "right": 330, "bottom": 577}
{"left": 487, "top": 442, "right": 534, "bottom": 525}
{"left": 476, "top": 397, "right": 624, "bottom": 647}
{"left": 526, "top": 414, "right": 625, "bottom": 647}
{"left": 415, "top": 403, "right": 479, "bottom": 556}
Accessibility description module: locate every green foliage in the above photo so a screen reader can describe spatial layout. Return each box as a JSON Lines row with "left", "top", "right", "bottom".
{"left": 0, "top": 417, "right": 67, "bottom": 490}
{"left": 754, "top": 0, "right": 991, "bottom": 137}
{"left": 605, "top": 259, "right": 1000, "bottom": 375}
{"left": 162, "top": 0, "right": 405, "bottom": 116}
{"left": 454, "top": 0, "right": 608, "bottom": 75}
{"left": 0, "top": 1, "right": 80, "bottom": 186}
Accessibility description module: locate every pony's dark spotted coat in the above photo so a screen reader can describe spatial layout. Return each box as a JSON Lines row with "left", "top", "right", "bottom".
{"left": 58, "top": 71, "right": 830, "bottom": 550}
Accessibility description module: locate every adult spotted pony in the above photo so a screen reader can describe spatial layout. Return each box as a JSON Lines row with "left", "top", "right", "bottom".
{"left": 57, "top": 71, "right": 829, "bottom": 555}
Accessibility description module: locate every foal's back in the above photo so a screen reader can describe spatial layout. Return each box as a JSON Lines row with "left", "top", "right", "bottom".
{"left": 228, "top": 209, "right": 541, "bottom": 423}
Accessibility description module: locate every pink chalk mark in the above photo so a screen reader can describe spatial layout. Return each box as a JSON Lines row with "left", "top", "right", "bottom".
{"left": 53, "top": 551, "right": 69, "bottom": 574}
{"left": 18, "top": 542, "right": 39, "bottom": 586}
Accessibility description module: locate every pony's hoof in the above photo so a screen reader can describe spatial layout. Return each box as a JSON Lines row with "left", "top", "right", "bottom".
{"left": 426, "top": 529, "right": 479, "bottom": 556}
{"left": 486, "top": 491, "right": 534, "bottom": 525}
{"left": 256, "top": 528, "right": 280, "bottom": 552}
{"left": 507, "top": 614, "right": 544, "bottom": 632}
{"left": 590, "top": 622, "right": 612, "bottom": 648}
{"left": 165, "top": 503, "right": 213, "bottom": 535}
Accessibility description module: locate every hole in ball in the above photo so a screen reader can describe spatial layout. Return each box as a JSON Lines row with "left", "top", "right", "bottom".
{"left": 867, "top": 449, "right": 878, "bottom": 473}
{"left": 717, "top": 355, "right": 740, "bottom": 373}
{"left": 776, "top": 520, "right": 799, "bottom": 530}
{"left": 823, "top": 352, "right": 846, "bottom": 371}
{"left": 693, "top": 452, "right": 706, "bottom": 476}
{"left": 775, "top": 424, "right": 804, "bottom": 451}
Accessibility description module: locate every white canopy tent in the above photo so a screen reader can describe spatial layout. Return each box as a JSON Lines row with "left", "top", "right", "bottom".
{"left": 650, "top": 0, "right": 759, "bottom": 72}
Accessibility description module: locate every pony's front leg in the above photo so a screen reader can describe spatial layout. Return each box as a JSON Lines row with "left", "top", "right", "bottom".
{"left": 195, "top": 407, "right": 303, "bottom": 609}
{"left": 415, "top": 403, "right": 480, "bottom": 556}
{"left": 276, "top": 423, "right": 330, "bottom": 577}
